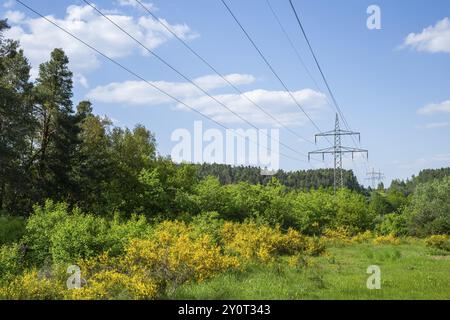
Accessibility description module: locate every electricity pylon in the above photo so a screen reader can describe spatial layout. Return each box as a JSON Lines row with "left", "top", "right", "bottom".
{"left": 366, "top": 168, "right": 384, "bottom": 189}
{"left": 308, "top": 114, "right": 368, "bottom": 193}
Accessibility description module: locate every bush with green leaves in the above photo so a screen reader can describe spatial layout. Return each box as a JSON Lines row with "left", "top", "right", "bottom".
{"left": 406, "top": 177, "right": 450, "bottom": 236}
{"left": 334, "top": 189, "right": 375, "bottom": 233}
{"left": 258, "top": 179, "right": 294, "bottom": 228}
{"left": 24, "top": 200, "right": 69, "bottom": 265}
{"left": 290, "top": 189, "right": 335, "bottom": 235}
{"left": 289, "top": 188, "right": 373, "bottom": 235}
{"left": 105, "top": 214, "right": 152, "bottom": 255}
{"left": 193, "top": 176, "right": 232, "bottom": 218}
{"left": 385, "top": 189, "right": 409, "bottom": 212}
{"left": 190, "top": 212, "right": 224, "bottom": 244}
{"left": 0, "top": 244, "right": 24, "bottom": 283}
{"left": 0, "top": 215, "right": 26, "bottom": 245}
{"left": 24, "top": 201, "right": 155, "bottom": 264}
{"left": 375, "top": 213, "right": 408, "bottom": 236}
{"left": 49, "top": 212, "right": 109, "bottom": 264}
{"left": 24, "top": 200, "right": 109, "bottom": 264}
{"left": 368, "top": 192, "right": 394, "bottom": 216}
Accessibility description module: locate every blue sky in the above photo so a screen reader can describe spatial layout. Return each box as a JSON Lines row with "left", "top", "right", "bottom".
{"left": 2, "top": 0, "right": 450, "bottom": 186}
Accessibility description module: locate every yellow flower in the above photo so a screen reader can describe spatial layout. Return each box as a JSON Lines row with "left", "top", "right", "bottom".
{"left": 0, "top": 270, "right": 65, "bottom": 300}
{"left": 373, "top": 234, "right": 400, "bottom": 245}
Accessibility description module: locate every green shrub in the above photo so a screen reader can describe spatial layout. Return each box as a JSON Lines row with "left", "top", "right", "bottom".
{"left": 193, "top": 176, "right": 233, "bottom": 218}
{"left": 0, "top": 215, "right": 26, "bottom": 245}
{"left": 224, "top": 182, "right": 264, "bottom": 221}
{"left": 259, "top": 180, "right": 294, "bottom": 228}
{"left": 24, "top": 201, "right": 142, "bottom": 265}
{"left": 334, "top": 189, "right": 375, "bottom": 233}
{"left": 24, "top": 201, "right": 153, "bottom": 264}
{"left": 375, "top": 213, "right": 408, "bottom": 236}
{"left": 105, "top": 214, "right": 151, "bottom": 255}
{"left": 290, "top": 188, "right": 374, "bottom": 235}
{"left": 190, "top": 212, "right": 224, "bottom": 244}
{"left": 49, "top": 213, "right": 109, "bottom": 264}
{"left": 406, "top": 177, "right": 450, "bottom": 236}
{"left": 0, "top": 244, "right": 24, "bottom": 282}
{"left": 369, "top": 192, "right": 394, "bottom": 216}
{"left": 386, "top": 189, "right": 409, "bottom": 212}
{"left": 24, "top": 200, "right": 69, "bottom": 265}
{"left": 290, "top": 189, "right": 335, "bottom": 235}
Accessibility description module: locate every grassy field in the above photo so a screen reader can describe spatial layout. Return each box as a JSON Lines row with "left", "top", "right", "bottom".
{"left": 171, "top": 242, "right": 450, "bottom": 300}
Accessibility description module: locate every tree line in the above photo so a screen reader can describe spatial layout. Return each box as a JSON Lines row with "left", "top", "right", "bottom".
{"left": 195, "top": 164, "right": 363, "bottom": 192}
{"left": 1, "top": 20, "right": 449, "bottom": 238}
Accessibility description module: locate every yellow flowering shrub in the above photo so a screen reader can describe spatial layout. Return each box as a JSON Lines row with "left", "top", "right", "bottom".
{"left": 221, "top": 221, "right": 323, "bottom": 263}
{"left": 323, "top": 227, "right": 352, "bottom": 245}
{"left": 70, "top": 221, "right": 240, "bottom": 298}
{"left": 373, "top": 234, "right": 400, "bottom": 245}
{"left": 323, "top": 228, "right": 374, "bottom": 245}
{"left": 0, "top": 270, "right": 65, "bottom": 300}
{"left": 303, "top": 236, "right": 327, "bottom": 256}
{"left": 123, "top": 235, "right": 239, "bottom": 284}
{"left": 425, "top": 235, "right": 450, "bottom": 252}
{"left": 0, "top": 220, "right": 328, "bottom": 300}
{"left": 222, "top": 221, "right": 285, "bottom": 263}
{"left": 351, "top": 230, "right": 374, "bottom": 243}
{"left": 68, "top": 270, "right": 158, "bottom": 300}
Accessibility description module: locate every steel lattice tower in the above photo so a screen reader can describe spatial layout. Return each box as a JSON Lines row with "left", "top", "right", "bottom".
{"left": 366, "top": 168, "right": 384, "bottom": 189}
{"left": 334, "top": 114, "right": 343, "bottom": 191}
{"left": 309, "top": 114, "right": 368, "bottom": 193}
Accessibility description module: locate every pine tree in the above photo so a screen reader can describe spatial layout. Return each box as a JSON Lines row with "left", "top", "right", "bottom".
{"left": 31, "top": 48, "right": 78, "bottom": 202}
{"left": 0, "top": 20, "right": 34, "bottom": 213}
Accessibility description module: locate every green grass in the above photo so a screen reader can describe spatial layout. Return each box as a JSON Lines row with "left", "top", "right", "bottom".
{"left": 171, "top": 242, "right": 450, "bottom": 300}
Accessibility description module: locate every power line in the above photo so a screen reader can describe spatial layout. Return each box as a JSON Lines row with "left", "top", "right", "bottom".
{"left": 265, "top": 0, "right": 337, "bottom": 169}
{"left": 288, "top": 0, "right": 351, "bottom": 134}
{"left": 220, "top": 0, "right": 333, "bottom": 147}
{"left": 83, "top": 0, "right": 317, "bottom": 162}
{"left": 15, "top": 0, "right": 310, "bottom": 167}
{"left": 132, "top": 0, "right": 315, "bottom": 146}
{"left": 265, "top": 0, "right": 324, "bottom": 101}
{"left": 265, "top": 0, "right": 339, "bottom": 127}
{"left": 288, "top": 0, "right": 370, "bottom": 178}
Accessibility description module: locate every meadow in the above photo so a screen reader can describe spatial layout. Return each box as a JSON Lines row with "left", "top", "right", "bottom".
{"left": 173, "top": 242, "right": 450, "bottom": 300}
{"left": 1, "top": 204, "right": 449, "bottom": 300}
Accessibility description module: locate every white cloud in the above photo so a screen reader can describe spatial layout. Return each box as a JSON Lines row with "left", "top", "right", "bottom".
{"left": 193, "top": 74, "right": 255, "bottom": 91}
{"left": 117, "top": 0, "right": 157, "bottom": 11}
{"left": 87, "top": 74, "right": 327, "bottom": 126}
{"left": 423, "top": 122, "right": 449, "bottom": 129}
{"left": 3, "top": 10, "right": 25, "bottom": 24}
{"left": 3, "top": 0, "right": 14, "bottom": 9}
{"left": 417, "top": 100, "right": 450, "bottom": 115}
{"left": 396, "top": 153, "right": 450, "bottom": 169}
{"left": 402, "top": 17, "right": 450, "bottom": 53}
{"left": 179, "top": 89, "right": 326, "bottom": 126}
{"left": 4, "top": 4, "right": 197, "bottom": 78}
{"left": 74, "top": 73, "right": 89, "bottom": 89}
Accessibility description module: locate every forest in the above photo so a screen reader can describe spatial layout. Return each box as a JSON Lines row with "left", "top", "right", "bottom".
{"left": 1, "top": 20, "right": 449, "bottom": 300}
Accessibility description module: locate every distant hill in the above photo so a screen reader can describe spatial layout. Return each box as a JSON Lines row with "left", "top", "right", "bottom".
{"left": 390, "top": 167, "right": 450, "bottom": 195}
